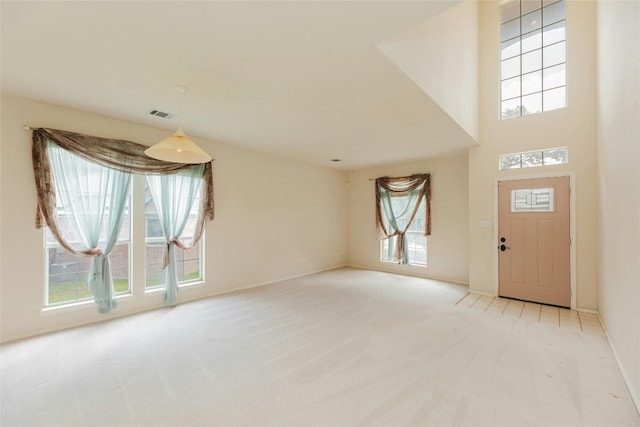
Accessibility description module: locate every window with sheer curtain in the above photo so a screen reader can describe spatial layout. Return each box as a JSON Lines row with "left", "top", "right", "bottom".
{"left": 45, "top": 174, "right": 204, "bottom": 307}
{"left": 33, "top": 127, "right": 214, "bottom": 312}
{"left": 144, "top": 179, "right": 202, "bottom": 290}
{"left": 144, "top": 167, "right": 205, "bottom": 306}
{"left": 44, "top": 145, "right": 132, "bottom": 308}
{"left": 376, "top": 174, "right": 431, "bottom": 266}
{"left": 380, "top": 196, "right": 427, "bottom": 266}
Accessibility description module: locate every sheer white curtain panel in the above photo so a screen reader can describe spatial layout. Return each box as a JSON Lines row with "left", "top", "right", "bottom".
{"left": 48, "top": 142, "right": 131, "bottom": 312}
{"left": 146, "top": 166, "right": 205, "bottom": 306}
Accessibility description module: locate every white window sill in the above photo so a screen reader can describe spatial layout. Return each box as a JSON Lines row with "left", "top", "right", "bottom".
{"left": 41, "top": 293, "right": 133, "bottom": 315}
{"left": 380, "top": 260, "right": 428, "bottom": 268}
{"left": 144, "top": 280, "right": 204, "bottom": 294}
{"left": 41, "top": 281, "right": 205, "bottom": 314}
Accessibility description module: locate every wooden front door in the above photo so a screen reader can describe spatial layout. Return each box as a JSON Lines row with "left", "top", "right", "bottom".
{"left": 498, "top": 177, "right": 570, "bottom": 307}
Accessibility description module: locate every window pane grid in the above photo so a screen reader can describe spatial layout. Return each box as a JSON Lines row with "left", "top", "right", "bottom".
{"left": 511, "top": 188, "right": 555, "bottom": 212}
{"left": 499, "top": 147, "right": 568, "bottom": 170}
{"left": 501, "top": 38, "right": 521, "bottom": 60}
{"left": 521, "top": 0, "right": 542, "bottom": 15}
{"left": 380, "top": 232, "right": 427, "bottom": 266}
{"left": 500, "top": 61, "right": 565, "bottom": 82}
{"left": 380, "top": 196, "right": 427, "bottom": 266}
{"left": 521, "top": 10, "right": 542, "bottom": 34}
{"left": 44, "top": 171, "right": 206, "bottom": 307}
{"left": 521, "top": 30, "right": 542, "bottom": 53}
{"left": 46, "top": 242, "right": 131, "bottom": 306}
{"left": 501, "top": 94, "right": 522, "bottom": 103}
{"left": 500, "top": 0, "right": 566, "bottom": 120}
{"left": 502, "top": 34, "right": 520, "bottom": 43}
{"left": 144, "top": 181, "right": 203, "bottom": 289}
{"left": 540, "top": 39, "right": 566, "bottom": 52}
{"left": 45, "top": 183, "right": 131, "bottom": 306}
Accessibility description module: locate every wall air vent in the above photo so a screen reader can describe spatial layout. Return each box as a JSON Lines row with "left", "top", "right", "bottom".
{"left": 148, "top": 109, "right": 175, "bottom": 119}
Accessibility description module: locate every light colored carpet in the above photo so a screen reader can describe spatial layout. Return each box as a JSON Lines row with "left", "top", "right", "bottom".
{"left": 1, "top": 268, "right": 638, "bottom": 426}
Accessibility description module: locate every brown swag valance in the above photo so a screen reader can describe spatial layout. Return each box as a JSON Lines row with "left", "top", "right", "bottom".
{"left": 32, "top": 127, "right": 214, "bottom": 255}
{"left": 33, "top": 127, "right": 214, "bottom": 223}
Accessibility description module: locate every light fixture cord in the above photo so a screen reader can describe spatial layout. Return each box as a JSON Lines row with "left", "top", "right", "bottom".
{"left": 177, "top": 88, "right": 183, "bottom": 128}
{"left": 174, "top": 85, "right": 187, "bottom": 130}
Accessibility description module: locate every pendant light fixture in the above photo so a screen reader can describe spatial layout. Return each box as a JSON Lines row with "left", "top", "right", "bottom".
{"left": 145, "top": 85, "right": 212, "bottom": 164}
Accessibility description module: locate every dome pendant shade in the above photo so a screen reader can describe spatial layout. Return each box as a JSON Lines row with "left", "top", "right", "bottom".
{"left": 145, "top": 126, "right": 212, "bottom": 164}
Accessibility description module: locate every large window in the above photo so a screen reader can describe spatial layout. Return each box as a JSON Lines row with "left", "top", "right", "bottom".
{"left": 380, "top": 196, "right": 427, "bottom": 266}
{"left": 44, "top": 176, "right": 132, "bottom": 306}
{"left": 45, "top": 176, "right": 204, "bottom": 306}
{"left": 46, "top": 211, "right": 131, "bottom": 306}
{"left": 35, "top": 128, "right": 211, "bottom": 311}
{"left": 500, "top": 0, "right": 566, "bottom": 119}
{"left": 144, "top": 180, "right": 202, "bottom": 289}
{"left": 44, "top": 175, "right": 204, "bottom": 307}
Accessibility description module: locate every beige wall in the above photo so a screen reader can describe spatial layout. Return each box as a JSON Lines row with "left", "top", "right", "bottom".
{"left": 346, "top": 154, "right": 469, "bottom": 284}
{"left": 470, "top": 1, "right": 599, "bottom": 310}
{"left": 0, "top": 94, "right": 348, "bottom": 342}
{"left": 597, "top": 0, "right": 640, "bottom": 409}
{"left": 379, "top": 0, "right": 479, "bottom": 142}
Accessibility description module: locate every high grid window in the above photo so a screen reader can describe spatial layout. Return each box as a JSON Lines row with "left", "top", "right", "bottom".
{"left": 380, "top": 196, "right": 427, "bottom": 266}
{"left": 500, "top": 0, "right": 566, "bottom": 120}
{"left": 45, "top": 191, "right": 131, "bottom": 306}
{"left": 145, "top": 180, "right": 202, "bottom": 289}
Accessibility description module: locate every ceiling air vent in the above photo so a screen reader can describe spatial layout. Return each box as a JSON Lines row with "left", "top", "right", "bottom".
{"left": 148, "top": 109, "right": 174, "bottom": 119}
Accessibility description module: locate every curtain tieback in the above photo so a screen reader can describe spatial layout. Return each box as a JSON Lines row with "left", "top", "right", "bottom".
{"left": 162, "top": 238, "right": 185, "bottom": 269}
{"left": 395, "top": 231, "right": 405, "bottom": 262}
{"left": 162, "top": 241, "right": 178, "bottom": 270}
{"left": 163, "top": 242, "right": 170, "bottom": 270}
{"left": 83, "top": 247, "right": 103, "bottom": 256}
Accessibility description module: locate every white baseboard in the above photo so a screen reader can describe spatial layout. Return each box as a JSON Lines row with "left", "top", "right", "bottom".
{"left": 233, "top": 264, "right": 348, "bottom": 291}
{"left": 576, "top": 307, "right": 600, "bottom": 315}
{"left": 466, "top": 289, "right": 495, "bottom": 298}
{"left": 600, "top": 317, "right": 640, "bottom": 416}
{"left": 346, "top": 263, "right": 469, "bottom": 287}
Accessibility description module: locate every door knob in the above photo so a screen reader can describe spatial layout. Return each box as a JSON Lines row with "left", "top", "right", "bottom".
{"left": 500, "top": 244, "right": 510, "bottom": 251}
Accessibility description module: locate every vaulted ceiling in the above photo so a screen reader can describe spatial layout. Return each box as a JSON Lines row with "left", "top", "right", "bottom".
{"left": 1, "top": 1, "right": 478, "bottom": 170}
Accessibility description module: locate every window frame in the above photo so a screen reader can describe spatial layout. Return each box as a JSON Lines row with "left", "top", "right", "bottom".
{"left": 142, "top": 177, "right": 205, "bottom": 291}
{"left": 499, "top": 147, "right": 568, "bottom": 170}
{"left": 379, "top": 194, "right": 428, "bottom": 267}
{"left": 43, "top": 175, "right": 205, "bottom": 308}
{"left": 500, "top": 0, "right": 567, "bottom": 120}
{"left": 143, "top": 236, "right": 205, "bottom": 291}
{"left": 44, "top": 190, "right": 133, "bottom": 307}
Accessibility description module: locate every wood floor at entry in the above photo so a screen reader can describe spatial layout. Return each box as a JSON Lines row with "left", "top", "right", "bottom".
{"left": 456, "top": 293, "right": 600, "bottom": 333}
{"left": 498, "top": 176, "right": 571, "bottom": 307}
